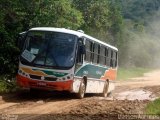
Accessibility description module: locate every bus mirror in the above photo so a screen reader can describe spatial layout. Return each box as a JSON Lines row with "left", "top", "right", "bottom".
{"left": 17, "top": 31, "right": 26, "bottom": 51}
{"left": 79, "top": 45, "right": 86, "bottom": 55}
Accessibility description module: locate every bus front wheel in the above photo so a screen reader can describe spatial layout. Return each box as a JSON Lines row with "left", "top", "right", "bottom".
{"left": 76, "top": 80, "right": 86, "bottom": 99}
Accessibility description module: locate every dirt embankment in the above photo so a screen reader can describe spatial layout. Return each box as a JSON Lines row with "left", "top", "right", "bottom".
{"left": 0, "top": 70, "right": 160, "bottom": 120}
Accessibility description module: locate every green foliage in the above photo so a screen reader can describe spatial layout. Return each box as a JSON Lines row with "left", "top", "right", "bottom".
{"left": 119, "top": 0, "right": 160, "bottom": 23}
{"left": 0, "top": 76, "right": 17, "bottom": 93}
{"left": 73, "top": 0, "right": 123, "bottom": 45}
{"left": 116, "top": 0, "right": 160, "bottom": 68}
{"left": 0, "top": 0, "right": 20, "bottom": 77}
{"left": 145, "top": 98, "right": 160, "bottom": 115}
{"left": 117, "top": 67, "right": 150, "bottom": 80}
{"left": 118, "top": 18, "right": 160, "bottom": 67}
{"left": 1, "top": 0, "right": 160, "bottom": 82}
{"left": 0, "top": 0, "right": 123, "bottom": 79}
{"left": 18, "top": 0, "right": 84, "bottom": 29}
{"left": 0, "top": 0, "right": 84, "bottom": 78}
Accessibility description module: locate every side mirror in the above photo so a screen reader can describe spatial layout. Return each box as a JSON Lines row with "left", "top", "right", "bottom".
{"left": 78, "top": 37, "right": 86, "bottom": 55}
{"left": 17, "top": 31, "right": 26, "bottom": 51}
{"left": 79, "top": 45, "right": 86, "bottom": 55}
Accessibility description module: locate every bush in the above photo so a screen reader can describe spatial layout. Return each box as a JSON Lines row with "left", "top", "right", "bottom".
{"left": 0, "top": 76, "right": 18, "bottom": 93}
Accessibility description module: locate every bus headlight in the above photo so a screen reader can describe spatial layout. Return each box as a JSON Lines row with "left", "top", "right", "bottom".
{"left": 18, "top": 70, "right": 23, "bottom": 74}
{"left": 67, "top": 76, "right": 70, "bottom": 79}
{"left": 58, "top": 78, "right": 62, "bottom": 81}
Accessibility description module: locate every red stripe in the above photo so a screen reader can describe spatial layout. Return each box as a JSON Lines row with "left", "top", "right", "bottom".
{"left": 16, "top": 74, "right": 73, "bottom": 91}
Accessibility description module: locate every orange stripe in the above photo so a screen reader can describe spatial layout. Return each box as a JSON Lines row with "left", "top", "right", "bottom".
{"left": 101, "top": 68, "right": 117, "bottom": 80}
{"left": 21, "top": 67, "right": 47, "bottom": 76}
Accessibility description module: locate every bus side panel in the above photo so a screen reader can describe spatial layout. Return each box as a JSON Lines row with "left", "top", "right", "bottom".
{"left": 101, "top": 69, "right": 117, "bottom": 93}
{"left": 85, "top": 79, "right": 104, "bottom": 93}
{"left": 100, "top": 68, "right": 117, "bottom": 81}
{"left": 75, "top": 64, "right": 108, "bottom": 93}
{"left": 75, "top": 64, "right": 107, "bottom": 80}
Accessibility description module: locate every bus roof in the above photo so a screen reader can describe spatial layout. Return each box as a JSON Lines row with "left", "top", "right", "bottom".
{"left": 30, "top": 27, "right": 118, "bottom": 51}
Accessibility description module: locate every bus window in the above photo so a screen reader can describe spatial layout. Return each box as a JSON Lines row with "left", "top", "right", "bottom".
{"left": 105, "top": 48, "right": 108, "bottom": 57}
{"left": 111, "top": 50, "right": 113, "bottom": 58}
{"left": 110, "top": 50, "right": 114, "bottom": 67}
{"left": 112, "top": 51, "right": 118, "bottom": 67}
{"left": 85, "top": 40, "right": 92, "bottom": 62}
{"left": 113, "top": 51, "right": 116, "bottom": 59}
{"left": 17, "top": 31, "right": 27, "bottom": 52}
{"left": 115, "top": 52, "right": 118, "bottom": 67}
{"left": 106, "top": 48, "right": 111, "bottom": 66}
{"left": 93, "top": 43, "right": 99, "bottom": 63}
{"left": 77, "top": 39, "right": 85, "bottom": 63}
{"left": 108, "top": 48, "right": 111, "bottom": 58}
{"left": 97, "top": 45, "right": 100, "bottom": 64}
{"left": 99, "top": 46, "right": 105, "bottom": 65}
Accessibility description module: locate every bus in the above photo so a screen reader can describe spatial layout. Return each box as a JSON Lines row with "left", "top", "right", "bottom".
{"left": 16, "top": 27, "right": 118, "bottom": 99}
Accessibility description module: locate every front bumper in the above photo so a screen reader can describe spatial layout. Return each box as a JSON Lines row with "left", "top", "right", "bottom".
{"left": 16, "top": 74, "right": 73, "bottom": 91}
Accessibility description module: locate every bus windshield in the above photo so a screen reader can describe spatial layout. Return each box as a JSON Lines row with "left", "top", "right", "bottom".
{"left": 20, "top": 31, "right": 77, "bottom": 69}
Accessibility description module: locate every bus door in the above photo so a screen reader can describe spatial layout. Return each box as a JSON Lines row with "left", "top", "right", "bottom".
{"left": 75, "top": 38, "right": 86, "bottom": 70}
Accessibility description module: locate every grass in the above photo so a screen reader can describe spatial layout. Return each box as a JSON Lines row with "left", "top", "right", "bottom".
{"left": 145, "top": 98, "right": 160, "bottom": 115}
{"left": 117, "top": 67, "right": 150, "bottom": 80}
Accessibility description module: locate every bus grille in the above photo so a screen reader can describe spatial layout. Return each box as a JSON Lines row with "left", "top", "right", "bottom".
{"left": 45, "top": 77, "right": 57, "bottom": 81}
{"left": 29, "top": 74, "right": 57, "bottom": 81}
{"left": 30, "top": 75, "right": 41, "bottom": 80}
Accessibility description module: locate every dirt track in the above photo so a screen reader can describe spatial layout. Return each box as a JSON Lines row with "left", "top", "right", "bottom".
{"left": 0, "top": 70, "right": 160, "bottom": 120}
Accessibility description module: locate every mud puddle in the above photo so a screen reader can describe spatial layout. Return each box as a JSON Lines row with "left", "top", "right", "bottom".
{"left": 114, "top": 89, "right": 157, "bottom": 101}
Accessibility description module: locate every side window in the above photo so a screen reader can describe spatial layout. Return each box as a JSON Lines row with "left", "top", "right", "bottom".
{"left": 93, "top": 43, "right": 99, "bottom": 63}
{"left": 112, "top": 51, "right": 118, "bottom": 67}
{"left": 110, "top": 50, "right": 118, "bottom": 68}
{"left": 99, "top": 46, "right": 105, "bottom": 65}
{"left": 97, "top": 45, "right": 100, "bottom": 63}
{"left": 106, "top": 48, "right": 110, "bottom": 66}
{"left": 105, "top": 48, "right": 108, "bottom": 57}
{"left": 110, "top": 50, "right": 113, "bottom": 67}
{"left": 85, "top": 40, "right": 92, "bottom": 62}
{"left": 116, "top": 52, "right": 118, "bottom": 67}
{"left": 108, "top": 49, "right": 111, "bottom": 58}
{"left": 77, "top": 38, "right": 84, "bottom": 63}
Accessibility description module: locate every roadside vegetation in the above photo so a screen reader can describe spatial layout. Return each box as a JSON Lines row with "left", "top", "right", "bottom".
{"left": 1, "top": 1, "right": 160, "bottom": 94}
{"left": 145, "top": 98, "right": 160, "bottom": 115}
{"left": 0, "top": 76, "right": 17, "bottom": 93}
{"left": 117, "top": 67, "right": 150, "bottom": 80}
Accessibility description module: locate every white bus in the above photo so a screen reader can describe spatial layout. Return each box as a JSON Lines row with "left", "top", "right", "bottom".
{"left": 17, "top": 27, "right": 118, "bottom": 98}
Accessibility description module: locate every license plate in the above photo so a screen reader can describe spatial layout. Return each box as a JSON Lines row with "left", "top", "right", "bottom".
{"left": 37, "top": 82, "right": 46, "bottom": 86}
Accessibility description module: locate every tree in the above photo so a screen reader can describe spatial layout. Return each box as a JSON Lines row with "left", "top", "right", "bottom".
{"left": 0, "top": 0, "right": 84, "bottom": 77}
{"left": 73, "top": 0, "right": 123, "bottom": 45}
{"left": 18, "top": 0, "right": 84, "bottom": 30}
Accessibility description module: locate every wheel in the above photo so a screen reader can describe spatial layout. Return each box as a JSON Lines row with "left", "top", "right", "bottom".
{"left": 76, "top": 80, "right": 86, "bottom": 99}
{"left": 100, "top": 81, "right": 109, "bottom": 97}
{"left": 107, "top": 92, "right": 112, "bottom": 97}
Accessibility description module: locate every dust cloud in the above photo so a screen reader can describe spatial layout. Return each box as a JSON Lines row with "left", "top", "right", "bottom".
{"left": 121, "top": 10, "right": 160, "bottom": 68}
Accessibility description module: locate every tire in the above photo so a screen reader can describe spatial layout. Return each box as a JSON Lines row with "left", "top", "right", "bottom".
{"left": 100, "top": 81, "right": 109, "bottom": 97}
{"left": 107, "top": 92, "right": 112, "bottom": 97}
{"left": 76, "top": 80, "right": 86, "bottom": 99}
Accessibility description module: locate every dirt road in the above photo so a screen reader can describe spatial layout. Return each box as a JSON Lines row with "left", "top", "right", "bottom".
{"left": 0, "top": 70, "right": 160, "bottom": 120}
